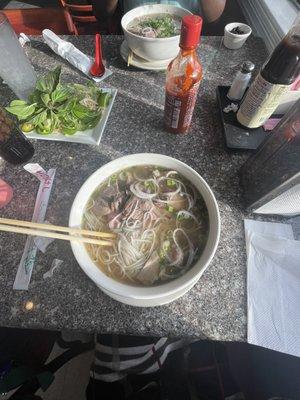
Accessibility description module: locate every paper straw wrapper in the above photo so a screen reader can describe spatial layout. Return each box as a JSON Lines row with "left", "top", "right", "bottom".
{"left": 13, "top": 164, "right": 56, "bottom": 291}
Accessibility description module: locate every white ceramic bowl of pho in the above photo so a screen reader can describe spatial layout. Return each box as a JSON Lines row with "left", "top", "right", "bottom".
{"left": 121, "top": 4, "right": 192, "bottom": 62}
{"left": 69, "top": 153, "right": 220, "bottom": 307}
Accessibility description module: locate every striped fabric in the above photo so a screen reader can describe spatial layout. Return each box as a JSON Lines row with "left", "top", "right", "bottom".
{"left": 91, "top": 335, "right": 195, "bottom": 383}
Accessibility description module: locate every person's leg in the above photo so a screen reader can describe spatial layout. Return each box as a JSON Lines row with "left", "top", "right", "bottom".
{"left": 226, "top": 342, "right": 300, "bottom": 400}
{"left": 188, "top": 340, "right": 241, "bottom": 399}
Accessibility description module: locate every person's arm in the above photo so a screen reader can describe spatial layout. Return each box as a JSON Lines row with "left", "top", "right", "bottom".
{"left": 91, "top": 0, "right": 119, "bottom": 22}
{"left": 200, "top": 0, "right": 226, "bottom": 23}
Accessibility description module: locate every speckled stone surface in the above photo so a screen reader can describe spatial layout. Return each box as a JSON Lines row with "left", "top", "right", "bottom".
{"left": 0, "top": 35, "right": 294, "bottom": 340}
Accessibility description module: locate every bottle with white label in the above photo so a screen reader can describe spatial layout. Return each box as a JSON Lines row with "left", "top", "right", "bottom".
{"left": 164, "top": 15, "right": 203, "bottom": 134}
{"left": 237, "top": 15, "right": 300, "bottom": 129}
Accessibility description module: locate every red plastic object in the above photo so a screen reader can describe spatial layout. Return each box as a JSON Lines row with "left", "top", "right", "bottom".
{"left": 90, "top": 33, "right": 105, "bottom": 77}
{"left": 0, "top": 178, "right": 13, "bottom": 209}
{"left": 180, "top": 15, "right": 202, "bottom": 49}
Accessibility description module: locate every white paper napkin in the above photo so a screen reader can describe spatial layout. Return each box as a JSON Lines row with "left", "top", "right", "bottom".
{"left": 244, "top": 219, "right": 294, "bottom": 255}
{"left": 245, "top": 219, "right": 300, "bottom": 357}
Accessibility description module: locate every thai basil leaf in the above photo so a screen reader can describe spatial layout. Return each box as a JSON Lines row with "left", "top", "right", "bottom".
{"left": 60, "top": 114, "right": 79, "bottom": 135}
{"left": 55, "top": 99, "right": 76, "bottom": 115}
{"left": 36, "top": 66, "right": 61, "bottom": 93}
{"left": 98, "top": 92, "right": 111, "bottom": 108}
{"left": 77, "top": 112, "right": 100, "bottom": 131}
{"left": 41, "top": 93, "right": 51, "bottom": 107}
{"left": 49, "top": 110, "right": 59, "bottom": 129}
{"left": 27, "top": 109, "right": 48, "bottom": 126}
{"left": 51, "top": 84, "right": 70, "bottom": 104}
{"left": 28, "top": 90, "right": 43, "bottom": 105}
{"left": 6, "top": 67, "right": 109, "bottom": 136}
{"left": 35, "top": 110, "right": 58, "bottom": 135}
{"left": 5, "top": 102, "right": 37, "bottom": 120}
{"left": 72, "top": 103, "right": 100, "bottom": 121}
{"left": 9, "top": 99, "right": 27, "bottom": 107}
{"left": 72, "top": 103, "right": 90, "bottom": 119}
{"left": 36, "top": 120, "right": 53, "bottom": 135}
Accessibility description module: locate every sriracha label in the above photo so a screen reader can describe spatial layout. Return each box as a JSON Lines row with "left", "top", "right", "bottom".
{"left": 164, "top": 81, "right": 200, "bottom": 133}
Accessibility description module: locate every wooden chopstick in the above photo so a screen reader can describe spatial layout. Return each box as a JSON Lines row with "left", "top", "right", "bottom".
{"left": 0, "top": 217, "right": 115, "bottom": 239}
{"left": 0, "top": 223, "right": 113, "bottom": 246}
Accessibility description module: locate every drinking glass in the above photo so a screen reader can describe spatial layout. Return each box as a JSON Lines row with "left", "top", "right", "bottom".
{"left": 0, "top": 12, "right": 37, "bottom": 100}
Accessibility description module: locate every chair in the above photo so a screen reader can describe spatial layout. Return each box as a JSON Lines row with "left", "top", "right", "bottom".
{"left": 59, "top": 0, "right": 102, "bottom": 35}
{"left": 3, "top": 8, "right": 73, "bottom": 35}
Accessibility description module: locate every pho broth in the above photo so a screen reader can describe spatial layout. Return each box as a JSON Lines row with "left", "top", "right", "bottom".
{"left": 82, "top": 165, "right": 209, "bottom": 286}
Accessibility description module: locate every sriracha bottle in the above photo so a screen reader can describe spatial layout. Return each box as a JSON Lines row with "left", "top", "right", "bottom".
{"left": 164, "top": 15, "right": 203, "bottom": 134}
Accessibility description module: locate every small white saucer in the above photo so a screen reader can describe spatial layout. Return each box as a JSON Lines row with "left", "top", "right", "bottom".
{"left": 120, "top": 40, "right": 173, "bottom": 71}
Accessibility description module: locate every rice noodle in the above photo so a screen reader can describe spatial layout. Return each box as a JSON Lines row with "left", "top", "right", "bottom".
{"left": 82, "top": 165, "right": 208, "bottom": 285}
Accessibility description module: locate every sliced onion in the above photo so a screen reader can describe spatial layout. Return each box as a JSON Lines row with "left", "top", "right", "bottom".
{"left": 166, "top": 171, "right": 178, "bottom": 177}
{"left": 130, "top": 182, "right": 157, "bottom": 199}
{"left": 173, "top": 228, "right": 195, "bottom": 269}
{"left": 176, "top": 210, "right": 200, "bottom": 226}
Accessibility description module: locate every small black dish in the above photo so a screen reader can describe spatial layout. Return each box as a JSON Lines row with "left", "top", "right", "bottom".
{"left": 216, "top": 86, "right": 279, "bottom": 151}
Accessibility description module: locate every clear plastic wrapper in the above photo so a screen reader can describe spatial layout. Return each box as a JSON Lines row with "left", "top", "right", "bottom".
{"left": 43, "top": 29, "right": 112, "bottom": 83}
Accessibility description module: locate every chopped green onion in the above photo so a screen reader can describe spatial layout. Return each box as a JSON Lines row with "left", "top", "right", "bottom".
{"left": 167, "top": 179, "right": 176, "bottom": 187}
{"left": 144, "top": 180, "right": 155, "bottom": 192}
{"left": 110, "top": 175, "right": 117, "bottom": 183}
{"left": 166, "top": 205, "right": 174, "bottom": 213}
{"left": 159, "top": 240, "right": 171, "bottom": 262}
{"left": 176, "top": 213, "right": 190, "bottom": 220}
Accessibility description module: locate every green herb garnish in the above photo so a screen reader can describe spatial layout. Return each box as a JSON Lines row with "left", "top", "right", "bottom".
{"left": 144, "top": 180, "right": 156, "bottom": 192}
{"left": 110, "top": 175, "right": 117, "bottom": 184}
{"left": 159, "top": 240, "right": 171, "bottom": 263}
{"left": 167, "top": 179, "right": 176, "bottom": 187}
{"left": 6, "top": 67, "right": 111, "bottom": 136}
{"left": 141, "top": 16, "right": 176, "bottom": 38}
{"left": 177, "top": 213, "right": 190, "bottom": 221}
{"left": 166, "top": 204, "right": 174, "bottom": 213}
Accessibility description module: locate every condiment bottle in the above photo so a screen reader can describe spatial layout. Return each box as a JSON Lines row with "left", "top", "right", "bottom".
{"left": 227, "top": 61, "right": 255, "bottom": 101}
{"left": 164, "top": 15, "right": 203, "bottom": 134}
{"left": 237, "top": 15, "right": 300, "bottom": 129}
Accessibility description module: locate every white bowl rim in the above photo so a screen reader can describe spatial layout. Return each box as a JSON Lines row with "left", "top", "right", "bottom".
{"left": 121, "top": 4, "right": 192, "bottom": 42}
{"left": 224, "top": 22, "right": 252, "bottom": 37}
{"left": 69, "top": 153, "right": 221, "bottom": 299}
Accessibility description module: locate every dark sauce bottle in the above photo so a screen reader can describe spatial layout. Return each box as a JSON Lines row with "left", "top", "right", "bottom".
{"left": 237, "top": 15, "right": 300, "bottom": 128}
{"left": 0, "top": 107, "right": 34, "bottom": 165}
{"left": 262, "top": 34, "right": 300, "bottom": 85}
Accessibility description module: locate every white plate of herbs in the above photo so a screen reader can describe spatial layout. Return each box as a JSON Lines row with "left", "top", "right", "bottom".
{"left": 5, "top": 67, "right": 117, "bottom": 145}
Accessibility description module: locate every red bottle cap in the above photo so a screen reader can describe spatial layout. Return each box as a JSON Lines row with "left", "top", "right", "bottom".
{"left": 180, "top": 15, "right": 203, "bottom": 49}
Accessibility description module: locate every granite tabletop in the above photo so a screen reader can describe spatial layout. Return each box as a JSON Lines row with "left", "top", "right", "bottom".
{"left": 0, "top": 35, "right": 294, "bottom": 340}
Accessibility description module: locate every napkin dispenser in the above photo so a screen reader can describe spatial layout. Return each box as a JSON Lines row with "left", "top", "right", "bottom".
{"left": 240, "top": 99, "right": 300, "bottom": 216}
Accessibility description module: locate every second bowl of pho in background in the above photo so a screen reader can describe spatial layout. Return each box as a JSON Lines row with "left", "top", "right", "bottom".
{"left": 69, "top": 154, "right": 220, "bottom": 307}
{"left": 121, "top": 4, "right": 192, "bottom": 62}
